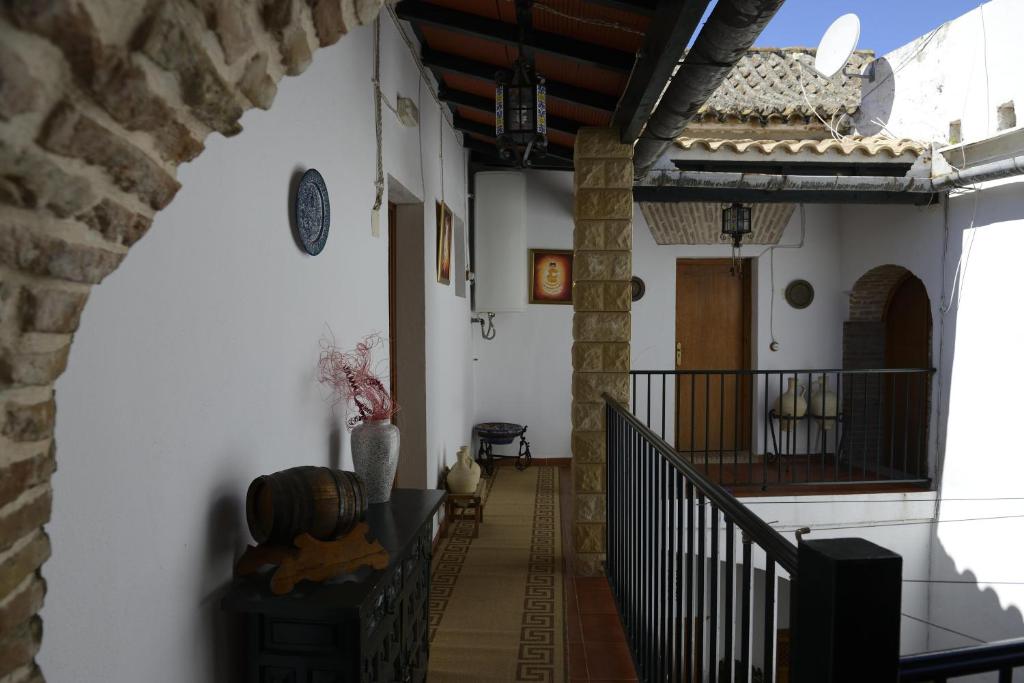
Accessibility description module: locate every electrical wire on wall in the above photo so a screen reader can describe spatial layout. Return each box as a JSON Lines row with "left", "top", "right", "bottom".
{"left": 755, "top": 203, "right": 807, "bottom": 352}
{"left": 371, "top": 17, "right": 384, "bottom": 235}
{"left": 384, "top": 3, "right": 457, "bottom": 130}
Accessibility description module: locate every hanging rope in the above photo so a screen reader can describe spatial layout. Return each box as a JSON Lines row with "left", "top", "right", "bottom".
{"left": 439, "top": 98, "right": 445, "bottom": 206}
{"left": 371, "top": 17, "right": 385, "bottom": 223}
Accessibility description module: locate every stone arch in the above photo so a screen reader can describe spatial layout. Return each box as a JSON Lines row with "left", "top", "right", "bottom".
{"left": 843, "top": 264, "right": 933, "bottom": 480}
{"left": 847, "top": 264, "right": 914, "bottom": 323}
{"left": 0, "top": 1, "right": 381, "bottom": 679}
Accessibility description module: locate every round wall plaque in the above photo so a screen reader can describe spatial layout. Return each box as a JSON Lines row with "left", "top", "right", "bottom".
{"left": 631, "top": 276, "right": 646, "bottom": 302}
{"left": 295, "top": 169, "right": 330, "bottom": 255}
{"left": 785, "top": 279, "right": 815, "bottom": 309}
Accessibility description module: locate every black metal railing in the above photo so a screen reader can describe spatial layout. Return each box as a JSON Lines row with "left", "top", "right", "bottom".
{"left": 606, "top": 394, "right": 799, "bottom": 683}
{"left": 899, "top": 638, "right": 1024, "bottom": 682}
{"left": 629, "top": 368, "right": 934, "bottom": 490}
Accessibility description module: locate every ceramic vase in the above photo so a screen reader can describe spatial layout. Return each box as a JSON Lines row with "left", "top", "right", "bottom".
{"left": 447, "top": 445, "right": 481, "bottom": 494}
{"left": 808, "top": 378, "right": 839, "bottom": 430}
{"left": 351, "top": 419, "right": 400, "bottom": 504}
{"left": 773, "top": 377, "right": 807, "bottom": 431}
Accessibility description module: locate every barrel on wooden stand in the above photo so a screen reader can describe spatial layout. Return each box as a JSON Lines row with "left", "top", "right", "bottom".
{"left": 246, "top": 467, "right": 367, "bottom": 545}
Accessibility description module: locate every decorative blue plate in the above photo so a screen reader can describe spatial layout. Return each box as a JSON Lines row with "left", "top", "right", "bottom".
{"left": 295, "top": 169, "right": 330, "bottom": 255}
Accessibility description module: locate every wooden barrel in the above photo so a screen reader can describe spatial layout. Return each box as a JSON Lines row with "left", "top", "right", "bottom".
{"left": 246, "top": 467, "right": 367, "bottom": 545}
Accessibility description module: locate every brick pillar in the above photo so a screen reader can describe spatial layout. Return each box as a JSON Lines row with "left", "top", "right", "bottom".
{"left": 571, "top": 128, "right": 633, "bottom": 577}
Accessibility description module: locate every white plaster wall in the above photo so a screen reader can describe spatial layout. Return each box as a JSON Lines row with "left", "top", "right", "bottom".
{"left": 924, "top": 184, "right": 1024, "bottom": 652}
{"left": 850, "top": 0, "right": 1024, "bottom": 653}
{"left": 471, "top": 170, "right": 574, "bottom": 458}
{"left": 631, "top": 203, "right": 844, "bottom": 448}
{"left": 855, "top": 0, "right": 1024, "bottom": 146}
{"left": 39, "top": 16, "right": 472, "bottom": 682}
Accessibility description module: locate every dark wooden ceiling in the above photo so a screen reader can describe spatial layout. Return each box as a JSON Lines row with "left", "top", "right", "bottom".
{"left": 395, "top": 0, "right": 712, "bottom": 169}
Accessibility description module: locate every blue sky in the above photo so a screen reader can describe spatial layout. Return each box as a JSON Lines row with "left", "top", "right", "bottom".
{"left": 748, "top": 0, "right": 984, "bottom": 55}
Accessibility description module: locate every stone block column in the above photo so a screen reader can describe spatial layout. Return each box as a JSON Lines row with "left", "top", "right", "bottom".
{"left": 571, "top": 128, "right": 633, "bottom": 577}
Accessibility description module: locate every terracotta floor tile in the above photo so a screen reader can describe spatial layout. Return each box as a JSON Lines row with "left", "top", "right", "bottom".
{"left": 568, "top": 642, "right": 588, "bottom": 678}
{"left": 584, "top": 640, "right": 638, "bottom": 680}
{"left": 567, "top": 609, "right": 584, "bottom": 643}
{"left": 580, "top": 612, "right": 628, "bottom": 643}
{"left": 575, "top": 576, "right": 612, "bottom": 592}
{"left": 578, "top": 587, "right": 618, "bottom": 615}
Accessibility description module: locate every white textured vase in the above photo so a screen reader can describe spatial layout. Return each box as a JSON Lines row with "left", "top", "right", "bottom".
{"left": 447, "top": 446, "right": 481, "bottom": 494}
{"left": 773, "top": 377, "right": 807, "bottom": 432}
{"left": 351, "top": 419, "right": 400, "bottom": 504}
{"left": 808, "top": 379, "right": 839, "bottom": 430}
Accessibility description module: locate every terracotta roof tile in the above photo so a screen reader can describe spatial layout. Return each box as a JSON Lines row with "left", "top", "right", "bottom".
{"left": 696, "top": 48, "right": 872, "bottom": 122}
{"left": 674, "top": 135, "right": 927, "bottom": 158}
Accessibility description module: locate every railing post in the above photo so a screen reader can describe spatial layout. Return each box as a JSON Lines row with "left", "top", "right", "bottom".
{"left": 792, "top": 538, "right": 902, "bottom": 683}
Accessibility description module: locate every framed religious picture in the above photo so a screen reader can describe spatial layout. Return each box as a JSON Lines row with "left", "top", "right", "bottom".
{"left": 528, "top": 249, "right": 573, "bottom": 304}
{"left": 435, "top": 200, "right": 453, "bottom": 285}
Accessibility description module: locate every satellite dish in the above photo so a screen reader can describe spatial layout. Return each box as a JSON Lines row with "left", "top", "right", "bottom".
{"left": 814, "top": 13, "right": 861, "bottom": 78}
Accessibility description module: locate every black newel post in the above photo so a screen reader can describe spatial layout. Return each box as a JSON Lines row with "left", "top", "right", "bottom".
{"left": 792, "top": 538, "right": 903, "bottom": 683}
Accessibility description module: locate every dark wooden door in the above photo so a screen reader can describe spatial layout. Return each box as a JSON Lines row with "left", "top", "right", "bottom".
{"left": 884, "top": 274, "right": 930, "bottom": 475}
{"left": 675, "top": 259, "right": 752, "bottom": 454}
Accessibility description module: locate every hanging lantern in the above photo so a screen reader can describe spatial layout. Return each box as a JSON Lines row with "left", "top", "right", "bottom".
{"left": 721, "top": 202, "right": 752, "bottom": 248}
{"left": 496, "top": 58, "right": 547, "bottom": 165}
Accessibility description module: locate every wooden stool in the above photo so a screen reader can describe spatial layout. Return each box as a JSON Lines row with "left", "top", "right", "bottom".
{"left": 442, "top": 479, "right": 485, "bottom": 538}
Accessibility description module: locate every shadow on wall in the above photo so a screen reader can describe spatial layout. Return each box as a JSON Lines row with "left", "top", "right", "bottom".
{"left": 853, "top": 57, "right": 895, "bottom": 136}
{"left": 922, "top": 531, "right": 1024, "bottom": 676}
{"left": 196, "top": 467, "right": 251, "bottom": 683}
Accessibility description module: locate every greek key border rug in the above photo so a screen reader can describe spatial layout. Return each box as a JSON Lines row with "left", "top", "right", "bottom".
{"left": 428, "top": 466, "right": 565, "bottom": 682}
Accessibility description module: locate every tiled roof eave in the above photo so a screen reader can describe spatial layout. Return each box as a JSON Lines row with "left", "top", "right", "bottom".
{"left": 672, "top": 136, "right": 929, "bottom": 161}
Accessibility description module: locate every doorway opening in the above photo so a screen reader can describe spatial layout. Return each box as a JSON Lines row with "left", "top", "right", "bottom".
{"left": 388, "top": 180, "right": 428, "bottom": 489}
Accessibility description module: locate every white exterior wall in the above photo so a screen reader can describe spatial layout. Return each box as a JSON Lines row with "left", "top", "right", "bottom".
{"left": 471, "top": 170, "right": 574, "bottom": 458}
{"left": 852, "top": 0, "right": 1024, "bottom": 653}
{"left": 854, "top": 0, "right": 1024, "bottom": 146}
{"left": 39, "top": 17, "right": 472, "bottom": 682}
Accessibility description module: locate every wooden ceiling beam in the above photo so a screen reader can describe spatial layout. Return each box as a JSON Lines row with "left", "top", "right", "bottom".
{"left": 421, "top": 48, "right": 619, "bottom": 114}
{"left": 612, "top": 0, "right": 712, "bottom": 143}
{"left": 461, "top": 129, "right": 575, "bottom": 164}
{"left": 395, "top": 2, "right": 635, "bottom": 73}
{"left": 439, "top": 86, "right": 583, "bottom": 136}
{"left": 583, "top": 0, "right": 657, "bottom": 16}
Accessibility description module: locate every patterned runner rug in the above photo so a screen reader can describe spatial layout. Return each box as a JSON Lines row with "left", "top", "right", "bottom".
{"left": 428, "top": 466, "right": 565, "bottom": 682}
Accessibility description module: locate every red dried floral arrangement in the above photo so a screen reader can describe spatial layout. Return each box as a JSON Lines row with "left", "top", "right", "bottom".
{"left": 317, "top": 333, "right": 398, "bottom": 429}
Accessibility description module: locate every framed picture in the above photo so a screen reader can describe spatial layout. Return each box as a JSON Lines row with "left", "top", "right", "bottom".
{"left": 529, "top": 249, "right": 573, "bottom": 304}
{"left": 435, "top": 201, "right": 453, "bottom": 285}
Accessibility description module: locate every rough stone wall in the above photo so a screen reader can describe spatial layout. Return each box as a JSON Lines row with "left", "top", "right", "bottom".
{"left": 571, "top": 128, "right": 632, "bottom": 578}
{"left": 0, "top": 1, "right": 381, "bottom": 679}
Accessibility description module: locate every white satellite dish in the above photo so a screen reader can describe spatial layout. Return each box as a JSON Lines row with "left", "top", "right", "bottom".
{"left": 814, "top": 13, "right": 861, "bottom": 78}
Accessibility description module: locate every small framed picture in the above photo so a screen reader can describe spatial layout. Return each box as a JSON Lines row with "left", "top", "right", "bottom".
{"left": 529, "top": 249, "right": 573, "bottom": 304}
{"left": 435, "top": 201, "right": 453, "bottom": 285}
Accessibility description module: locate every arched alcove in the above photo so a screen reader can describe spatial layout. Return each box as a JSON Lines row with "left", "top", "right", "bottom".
{"left": 0, "top": 2, "right": 382, "bottom": 679}
{"left": 843, "top": 265, "right": 933, "bottom": 480}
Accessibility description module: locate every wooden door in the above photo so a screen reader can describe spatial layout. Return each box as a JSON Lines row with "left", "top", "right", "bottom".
{"left": 884, "top": 274, "right": 931, "bottom": 475}
{"left": 675, "top": 260, "right": 752, "bottom": 454}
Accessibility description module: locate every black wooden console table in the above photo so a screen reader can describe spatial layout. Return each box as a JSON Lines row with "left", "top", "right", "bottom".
{"left": 222, "top": 489, "right": 445, "bottom": 683}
